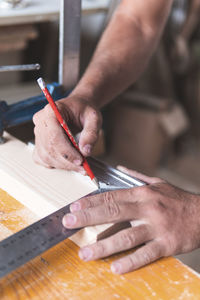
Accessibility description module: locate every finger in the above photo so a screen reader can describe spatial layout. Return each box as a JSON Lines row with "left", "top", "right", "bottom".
{"left": 70, "top": 188, "right": 138, "bottom": 213}
{"left": 111, "top": 240, "right": 163, "bottom": 274}
{"left": 46, "top": 155, "right": 86, "bottom": 174}
{"left": 34, "top": 107, "right": 83, "bottom": 166}
{"left": 79, "top": 225, "right": 152, "bottom": 261}
{"left": 57, "top": 139, "right": 83, "bottom": 166}
{"left": 35, "top": 125, "right": 83, "bottom": 167}
{"left": 63, "top": 201, "right": 141, "bottom": 229}
{"left": 44, "top": 120, "right": 83, "bottom": 165}
{"left": 79, "top": 107, "right": 102, "bottom": 156}
{"left": 33, "top": 141, "right": 85, "bottom": 173}
{"left": 117, "top": 166, "right": 164, "bottom": 185}
{"left": 33, "top": 148, "right": 53, "bottom": 169}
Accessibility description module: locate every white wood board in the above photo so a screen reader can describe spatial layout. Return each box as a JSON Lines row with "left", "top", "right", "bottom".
{"left": 0, "top": 132, "right": 112, "bottom": 247}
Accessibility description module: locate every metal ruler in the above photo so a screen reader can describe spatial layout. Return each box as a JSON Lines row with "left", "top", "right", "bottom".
{"left": 0, "top": 158, "right": 145, "bottom": 279}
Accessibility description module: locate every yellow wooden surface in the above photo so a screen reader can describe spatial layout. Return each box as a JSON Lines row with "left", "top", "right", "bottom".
{"left": 0, "top": 189, "right": 200, "bottom": 299}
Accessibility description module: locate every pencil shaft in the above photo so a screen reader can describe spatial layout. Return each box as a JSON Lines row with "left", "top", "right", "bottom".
{"left": 37, "top": 78, "right": 97, "bottom": 183}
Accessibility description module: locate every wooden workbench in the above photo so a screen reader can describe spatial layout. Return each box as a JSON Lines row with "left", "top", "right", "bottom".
{"left": 0, "top": 188, "right": 200, "bottom": 299}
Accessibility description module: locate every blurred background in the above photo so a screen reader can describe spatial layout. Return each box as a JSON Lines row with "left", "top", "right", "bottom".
{"left": 0, "top": 0, "right": 200, "bottom": 273}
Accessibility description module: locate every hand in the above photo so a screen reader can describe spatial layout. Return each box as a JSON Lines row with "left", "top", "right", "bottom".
{"left": 62, "top": 167, "right": 200, "bottom": 274}
{"left": 33, "top": 97, "right": 102, "bottom": 172}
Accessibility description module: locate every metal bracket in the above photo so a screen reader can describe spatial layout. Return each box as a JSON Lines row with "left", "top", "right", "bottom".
{"left": 59, "top": 0, "right": 81, "bottom": 91}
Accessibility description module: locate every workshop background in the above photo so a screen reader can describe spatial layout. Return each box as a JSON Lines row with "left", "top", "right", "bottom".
{"left": 0, "top": 0, "right": 200, "bottom": 272}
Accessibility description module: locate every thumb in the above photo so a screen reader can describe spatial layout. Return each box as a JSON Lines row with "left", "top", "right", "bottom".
{"left": 79, "top": 107, "right": 102, "bottom": 156}
{"left": 117, "top": 166, "right": 164, "bottom": 185}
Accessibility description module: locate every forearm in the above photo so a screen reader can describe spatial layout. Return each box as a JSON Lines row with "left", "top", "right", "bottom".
{"left": 71, "top": 0, "right": 173, "bottom": 108}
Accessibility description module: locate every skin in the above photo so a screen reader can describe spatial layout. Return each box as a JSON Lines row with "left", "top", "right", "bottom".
{"left": 33, "top": 98, "right": 102, "bottom": 172}
{"left": 33, "top": 0, "right": 173, "bottom": 169}
{"left": 63, "top": 167, "right": 200, "bottom": 275}
{"left": 33, "top": 0, "right": 200, "bottom": 274}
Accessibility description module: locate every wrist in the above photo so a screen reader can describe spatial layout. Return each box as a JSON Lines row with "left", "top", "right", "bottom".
{"left": 70, "top": 86, "right": 100, "bottom": 109}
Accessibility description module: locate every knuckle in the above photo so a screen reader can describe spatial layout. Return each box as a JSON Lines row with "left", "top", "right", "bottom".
{"left": 160, "top": 236, "right": 177, "bottom": 256}
{"left": 67, "top": 151, "right": 81, "bottom": 163}
{"left": 125, "top": 188, "right": 136, "bottom": 201}
{"left": 134, "top": 244, "right": 162, "bottom": 268}
{"left": 87, "top": 130, "right": 98, "bottom": 142}
{"left": 40, "top": 155, "right": 50, "bottom": 165}
{"left": 33, "top": 151, "right": 51, "bottom": 168}
{"left": 120, "top": 230, "right": 136, "bottom": 248}
{"left": 141, "top": 250, "right": 153, "bottom": 265}
{"left": 148, "top": 198, "right": 161, "bottom": 212}
{"left": 38, "top": 150, "right": 52, "bottom": 165}
{"left": 143, "top": 186, "right": 153, "bottom": 196}
{"left": 126, "top": 255, "right": 137, "bottom": 270}
{"left": 106, "top": 202, "right": 120, "bottom": 218}
{"left": 143, "top": 248, "right": 155, "bottom": 264}
{"left": 154, "top": 242, "right": 163, "bottom": 258}
{"left": 96, "top": 241, "right": 106, "bottom": 257}
{"left": 92, "top": 110, "right": 101, "bottom": 122}
{"left": 136, "top": 186, "right": 151, "bottom": 198}
{"left": 103, "top": 192, "right": 120, "bottom": 218}
{"left": 88, "top": 107, "right": 102, "bottom": 125}
{"left": 81, "top": 198, "right": 93, "bottom": 209}
{"left": 80, "top": 210, "right": 91, "bottom": 224}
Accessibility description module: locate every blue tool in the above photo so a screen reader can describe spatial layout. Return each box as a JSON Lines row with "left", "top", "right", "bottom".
{"left": 0, "top": 82, "right": 65, "bottom": 138}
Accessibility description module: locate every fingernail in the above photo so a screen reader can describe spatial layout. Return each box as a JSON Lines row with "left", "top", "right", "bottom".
{"left": 70, "top": 202, "right": 81, "bottom": 212}
{"left": 74, "top": 159, "right": 82, "bottom": 166}
{"left": 111, "top": 263, "right": 122, "bottom": 274}
{"left": 63, "top": 214, "right": 77, "bottom": 227}
{"left": 79, "top": 247, "right": 93, "bottom": 261}
{"left": 83, "top": 144, "right": 92, "bottom": 155}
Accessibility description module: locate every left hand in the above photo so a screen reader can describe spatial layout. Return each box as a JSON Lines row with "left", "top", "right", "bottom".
{"left": 62, "top": 167, "right": 200, "bottom": 275}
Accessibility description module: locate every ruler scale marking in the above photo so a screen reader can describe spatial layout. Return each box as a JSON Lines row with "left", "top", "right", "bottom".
{"left": 0, "top": 204, "right": 80, "bottom": 278}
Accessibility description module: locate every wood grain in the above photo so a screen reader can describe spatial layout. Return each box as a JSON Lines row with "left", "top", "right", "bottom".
{"left": 0, "top": 133, "right": 115, "bottom": 247}
{"left": 0, "top": 189, "right": 200, "bottom": 299}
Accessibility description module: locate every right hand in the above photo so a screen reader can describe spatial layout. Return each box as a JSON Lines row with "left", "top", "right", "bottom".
{"left": 32, "top": 96, "right": 102, "bottom": 173}
{"left": 63, "top": 167, "right": 200, "bottom": 274}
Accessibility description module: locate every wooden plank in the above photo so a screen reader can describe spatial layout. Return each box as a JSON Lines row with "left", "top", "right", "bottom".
{"left": 0, "top": 132, "right": 113, "bottom": 247}
{"left": 0, "top": 133, "right": 97, "bottom": 217}
{"left": 0, "top": 188, "right": 200, "bottom": 299}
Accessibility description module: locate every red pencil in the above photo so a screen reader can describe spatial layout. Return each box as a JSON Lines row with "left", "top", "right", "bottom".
{"left": 37, "top": 77, "right": 99, "bottom": 188}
